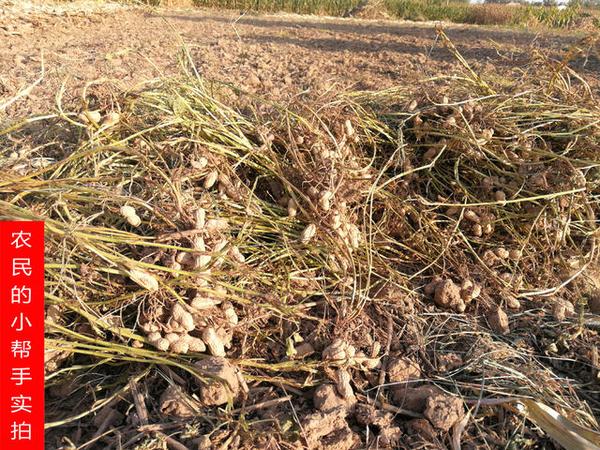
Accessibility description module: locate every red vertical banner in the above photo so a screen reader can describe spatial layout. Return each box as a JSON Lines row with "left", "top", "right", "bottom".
{"left": 0, "top": 221, "right": 44, "bottom": 449}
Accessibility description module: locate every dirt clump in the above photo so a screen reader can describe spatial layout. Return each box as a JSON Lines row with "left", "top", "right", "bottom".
{"left": 374, "top": 284, "right": 416, "bottom": 315}
{"left": 354, "top": 403, "right": 393, "bottom": 428}
{"left": 552, "top": 298, "right": 575, "bottom": 321}
{"left": 405, "top": 418, "right": 439, "bottom": 442}
{"left": 320, "top": 426, "right": 362, "bottom": 450}
{"left": 302, "top": 406, "right": 360, "bottom": 450}
{"left": 314, "top": 384, "right": 355, "bottom": 412}
{"left": 433, "top": 279, "right": 466, "bottom": 312}
{"left": 392, "top": 385, "right": 442, "bottom": 412}
{"left": 335, "top": 368, "right": 355, "bottom": 400}
{"left": 378, "top": 426, "right": 403, "bottom": 447}
{"left": 159, "top": 385, "right": 199, "bottom": 418}
{"left": 487, "top": 306, "right": 510, "bottom": 335}
{"left": 302, "top": 406, "right": 348, "bottom": 437}
{"left": 386, "top": 357, "right": 421, "bottom": 385}
{"left": 354, "top": 403, "right": 402, "bottom": 448}
{"left": 423, "top": 393, "right": 464, "bottom": 432}
{"left": 194, "top": 357, "right": 241, "bottom": 406}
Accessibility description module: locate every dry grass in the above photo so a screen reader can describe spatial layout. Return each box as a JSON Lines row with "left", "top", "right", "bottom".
{"left": 463, "top": 4, "right": 523, "bottom": 27}
{"left": 178, "top": 0, "right": 596, "bottom": 30}
{"left": 2, "top": 32, "right": 600, "bottom": 449}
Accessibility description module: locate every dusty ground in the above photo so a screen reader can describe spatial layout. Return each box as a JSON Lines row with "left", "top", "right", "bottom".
{"left": 1, "top": 0, "right": 598, "bottom": 118}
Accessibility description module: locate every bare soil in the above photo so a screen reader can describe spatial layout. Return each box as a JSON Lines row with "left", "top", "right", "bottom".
{"left": 1, "top": 1, "right": 598, "bottom": 118}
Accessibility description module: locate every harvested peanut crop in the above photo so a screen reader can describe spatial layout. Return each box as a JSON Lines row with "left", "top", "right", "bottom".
{"left": 3, "top": 32, "right": 600, "bottom": 449}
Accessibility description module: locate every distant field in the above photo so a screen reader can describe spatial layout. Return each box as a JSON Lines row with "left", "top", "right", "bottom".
{"left": 175, "top": 0, "right": 600, "bottom": 29}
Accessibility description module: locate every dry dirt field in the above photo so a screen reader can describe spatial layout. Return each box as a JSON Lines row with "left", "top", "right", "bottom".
{"left": 1, "top": 1, "right": 598, "bottom": 117}
{"left": 3, "top": 2, "right": 600, "bottom": 450}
